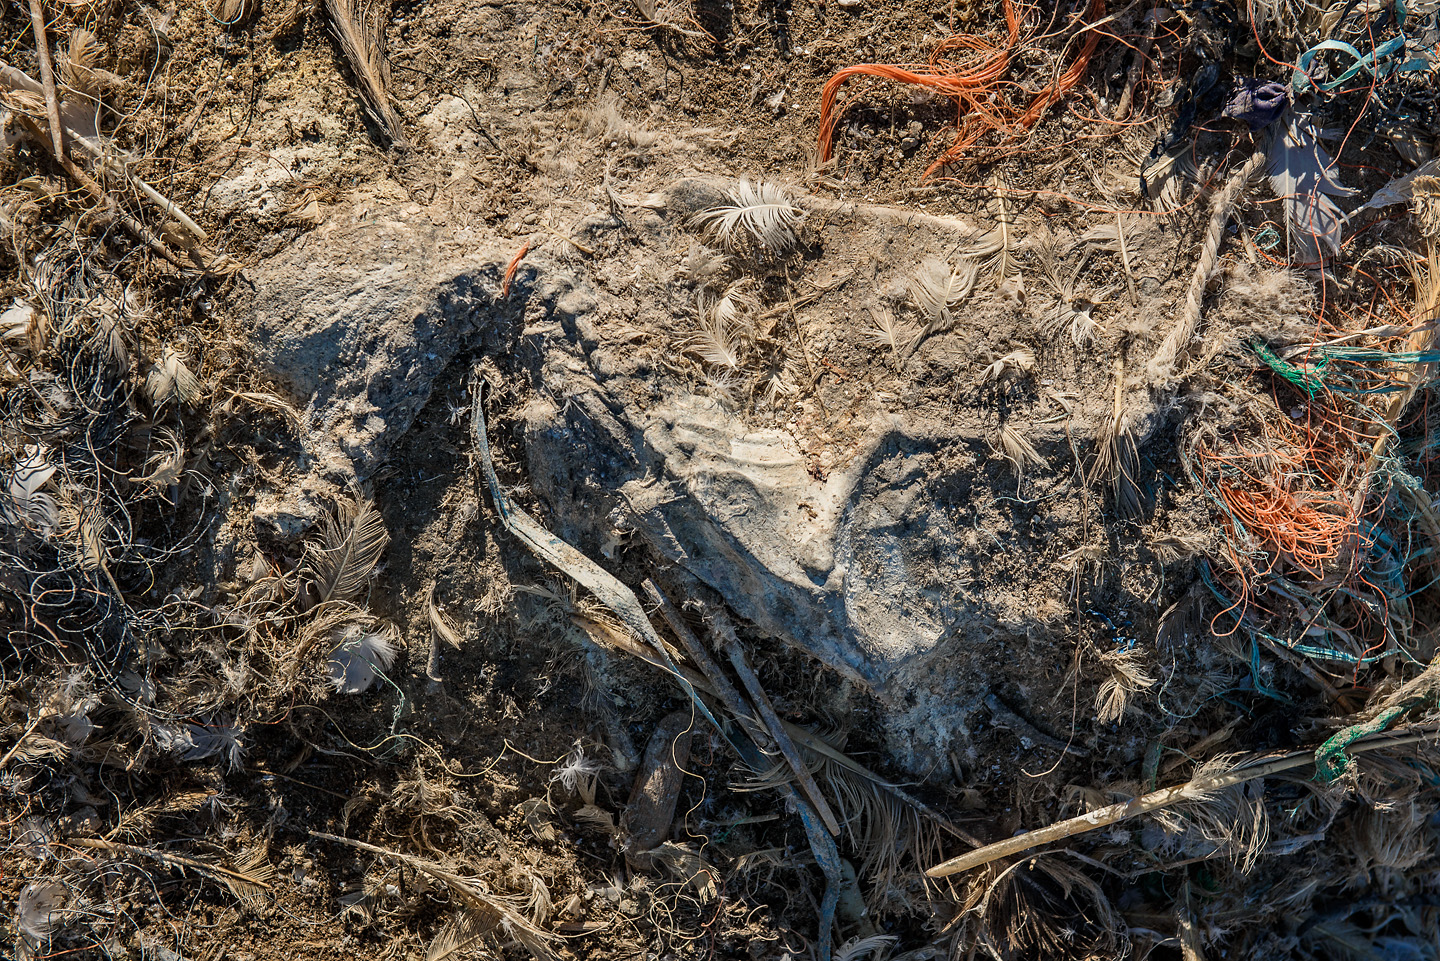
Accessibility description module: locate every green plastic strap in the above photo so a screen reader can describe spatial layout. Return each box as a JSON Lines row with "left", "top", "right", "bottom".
{"left": 1252, "top": 339, "right": 1327, "bottom": 397}
{"left": 1315, "top": 702, "right": 1412, "bottom": 781}
{"left": 1292, "top": 35, "right": 1427, "bottom": 95}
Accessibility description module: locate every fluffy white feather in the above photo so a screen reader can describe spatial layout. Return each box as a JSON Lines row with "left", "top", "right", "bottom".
{"left": 863, "top": 304, "right": 920, "bottom": 361}
{"left": 3, "top": 444, "right": 58, "bottom": 534}
{"left": 326, "top": 622, "right": 399, "bottom": 694}
{"left": 835, "top": 934, "right": 898, "bottom": 961}
{"left": 909, "top": 257, "right": 977, "bottom": 326}
{"left": 144, "top": 347, "right": 201, "bottom": 407}
{"left": 691, "top": 181, "right": 804, "bottom": 255}
{"left": 997, "top": 423, "right": 1047, "bottom": 474}
{"left": 980, "top": 348, "right": 1036, "bottom": 384}
{"left": 301, "top": 495, "right": 390, "bottom": 606}
{"left": 16, "top": 881, "right": 66, "bottom": 959}
{"left": 154, "top": 721, "right": 247, "bottom": 771}
{"left": 2, "top": 299, "right": 35, "bottom": 345}
{"left": 685, "top": 281, "right": 757, "bottom": 369}
{"left": 683, "top": 243, "right": 730, "bottom": 287}
{"left": 549, "top": 743, "right": 605, "bottom": 794}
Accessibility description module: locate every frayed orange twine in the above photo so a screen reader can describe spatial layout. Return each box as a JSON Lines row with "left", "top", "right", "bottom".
{"left": 816, "top": 0, "right": 1107, "bottom": 178}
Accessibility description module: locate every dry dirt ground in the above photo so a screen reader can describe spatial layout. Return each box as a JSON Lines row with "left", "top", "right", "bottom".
{"left": 3, "top": 1, "right": 1440, "bottom": 960}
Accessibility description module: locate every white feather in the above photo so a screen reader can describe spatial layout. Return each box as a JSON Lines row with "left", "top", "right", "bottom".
{"left": 2, "top": 299, "right": 35, "bottom": 343}
{"left": 863, "top": 304, "right": 920, "bottom": 360}
{"left": 550, "top": 743, "right": 605, "bottom": 794}
{"left": 154, "top": 721, "right": 247, "bottom": 771}
{"left": 144, "top": 347, "right": 201, "bottom": 407}
{"left": 835, "top": 934, "right": 898, "bottom": 961}
{"left": 685, "top": 281, "right": 757, "bottom": 369}
{"left": 3, "top": 445, "right": 58, "bottom": 535}
{"left": 9, "top": 445, "right": 55, "bottom": 499}
{"left": 325, "top": 622, "right": 399, "bottom": 694}
{"left": 909, "top": 257, "right": 977, "bottom": 326}
{"left": 980, "top": 348, "right": 1036, "bottom": 384}
{"left": 1267, "top": 111, "right": 1356, "bottom": 262}
{"left": 1360, "top": 156, "right": 1440, "bottom": 212}
{"left": 684, "top": 244, "right": 730, "bottom": 287}
{"left": 691, "top": 181, "right": 804, "bottom": 255}
{"left": 16, "top": 881, "right": 66, "bottom": 944}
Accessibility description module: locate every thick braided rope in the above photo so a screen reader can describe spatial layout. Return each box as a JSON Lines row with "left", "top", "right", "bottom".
{"left": 1147, "top": 150, "right": 1267, "bottom": 385}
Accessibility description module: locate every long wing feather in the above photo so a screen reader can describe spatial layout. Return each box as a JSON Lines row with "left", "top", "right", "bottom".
{"left": 1268, "top": 111, "right": 1355, "bottom": 262}
{"left": 324, "top": 0, "right": 407, "bottom": 148}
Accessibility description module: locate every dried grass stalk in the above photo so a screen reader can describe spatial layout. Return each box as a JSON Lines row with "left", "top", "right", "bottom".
{"left": 926, "top": 725, "right": 1437, "bottom": 878}
{"left": 25, "top": 0, "right": 65, "bottom": 158}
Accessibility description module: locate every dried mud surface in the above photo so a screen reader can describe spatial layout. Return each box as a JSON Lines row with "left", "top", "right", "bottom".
{"left": 3, "top": 1, "right": 1440, "bottom": 960}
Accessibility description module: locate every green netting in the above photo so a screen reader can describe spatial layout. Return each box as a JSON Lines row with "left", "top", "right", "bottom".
{"left": 1251, "top": 339, "right": 1327, "bottom": 396}
{"left": 1315, "top": 702, "right": 1413, "bottom": 782}
{"left": 1252, "top": 340, "right": 1440, "bottom": 398}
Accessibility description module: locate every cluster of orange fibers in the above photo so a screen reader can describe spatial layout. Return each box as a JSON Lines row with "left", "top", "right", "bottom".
{"left": 1212, "top": 476, "right": 1359, "bottom": 580}
{"left": 815, "top": 0, "right": 1107, "bottom": 178}
{"left": 1196, "top": 407, "right": 1368, "bottom": 584}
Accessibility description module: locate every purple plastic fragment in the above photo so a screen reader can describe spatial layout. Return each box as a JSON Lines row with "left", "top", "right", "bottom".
{"left": 1222, "top": 78, "right": 1289, "bottom": 130}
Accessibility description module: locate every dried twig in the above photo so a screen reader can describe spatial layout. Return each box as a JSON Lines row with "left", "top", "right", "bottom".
{"left": 26, "top": 0, "right": 64, "bottom": 159}
{"left": 1116, "top": 209, "right": 1139, "bottom": 307}
{"left": 2, "top": 78, "right": 199, "bottom": 267}
{"left": 60, "top": 127, "right": 209, "bottom": 242}
{"left": 643, "top": 579, "right": 960, "bottom": 832}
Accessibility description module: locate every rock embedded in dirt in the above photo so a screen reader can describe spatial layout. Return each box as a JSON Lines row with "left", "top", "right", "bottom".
{"left": 622, "top": 710, "right": 695, "bottom": 860}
